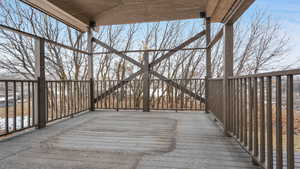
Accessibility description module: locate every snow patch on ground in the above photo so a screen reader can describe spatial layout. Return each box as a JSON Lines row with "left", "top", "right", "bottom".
{"left": 0, "top": 116, "right": 32, "bottom": 132}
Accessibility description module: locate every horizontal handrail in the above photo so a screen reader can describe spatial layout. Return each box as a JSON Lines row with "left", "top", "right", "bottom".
{"left": 0, "top": 24, "right": 89, "bottom": 55}
{"left": 46, "top": 80, "right": 90, "bottom": 82}
{"left": 93, "top": 47, "right": 207, "bottom": 55}
{"left": 0, "top": 79, "right": 37, "bottom": 82}
{"left": 95, "top": 78, "right": 205, "bottom": 82}
{"left": 229, "top": 68, "right": 300, "bottom": 79}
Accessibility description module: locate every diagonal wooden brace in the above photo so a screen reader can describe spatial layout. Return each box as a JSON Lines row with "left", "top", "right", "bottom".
{"left": 93, "top": 38, "right": 143, "bottom": 67}
{"left": 150, "top": 30, "right": 206, "bottom": 68}
{"left": 150, "top": 71, "right": 205, "bottom": 103}
{"left": 93, "top": 70, "right": 143, "bottom": 102}
{"left": 93, "top": 30, "right": 206, "bottom": 103}
{"left": 207, "top": 28, "right": 223, "bottom": 49}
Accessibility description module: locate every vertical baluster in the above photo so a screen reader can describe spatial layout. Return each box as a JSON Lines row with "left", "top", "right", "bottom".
{"left": 46, "top": 81, "right": 53, "bottom": 122}
{"left": 133, "top": 80, "right": 136, "bottom": 110}
{"left": 5, "top": 81, "right": 9, "bottom": 133}
{"left": 232, "top": 79, "right": 234, "bottom": 134}
{"left": 108, "top": 80, "right": 111, "bottom": 109}
{"left": 234, "top": 79, "right": 237, "bottom": 135}
{"left": 194, "top": 80, "right": 197, "bottom": 110}
{"left": 248, "top": 77, "right": 253, "bottom": 152}
{"left": 111, "top": 80, "right": 114, "bottom": 109}
{"left": 244, "top": 78, "right": 248, "bottom": 147}
{"left": 130, "top": 80, "right": 132, "bottom": 109}
{"left": 235, "top": 79, "right": 237, "bottom": 135}
{"left": 69, "top": 81, "right": 72, "bottom": 115}
{"left": 74, "top": 82, "right": 77, "bottom": 113}
{"left": 230, "top": 79, "right": 234, "bottom": 133}
{"left": 189, "top": 80, "right": 192, "bottom": 110}
{"left": 286, "top": 75, "right": 294, "bottom": 169}
{"left": 71, "top": 82, "right": 74, "bottom": 116}
{"left": 45, "top": 82, "right": 48, "bottom": 122}
{"left": 86, "top": 81, "right": 89, "bottom": 109}
{"left": 238, "top": 79, "right": 241, "bottom": 138}
{"left": 174, "top": 79, "right": 176, "bottom": 111}
{"left": 184, "top": 81, "right": 187, "bottom": 109}
{"left": 21, "top": 82, "right": 24, "bottom": 129}
{"left": 259, "top": 77, "right": 265, "bottom": 163}
{"left": 59, "top": 82, "right": 62, "bottom": 118}
{"left": 66, "top": 81, "right": 70, "bottom": 117}
{"left": 162, "top": 81, "right": 164, "bottom": 109}
{"left": 240, "top": 79, "right": 243, "bottom": 142}
{"left": 199, "top": 79, "right": 201, "bottom": 110}
{"left": 99, "top": 81, "right": 102, "bottom": 109}
{"left": 51, "top": 82, "right": 53, "bottom": 120}
{"left": 275, "top": 75, "right": 283, "bottom": 168}
{"left": 253, "top": 77, "right": 258, "bottom": 157}
{"left": 157, "top": 80, "right": 160, "bottom": 109}
{"left": 166, "top": 82, "right": 169, "bottom": 110}
{"left": 96, "top": 81, "right": 98, "bottom": 109}
{"left": 13, "top": 81, "right": 16, "bottom": 131}
{"left": 266, "top": 76, "right": 273, "bottom": 169}
{"left": 237, "top": 79, "right": 240, "bottom": 135}
{"left": 77, "top": 82, "right": 80, "bottom": 112}
{"left": 79, "top": 82, "right": 82, "bottom": 111}
{"left": 28, "top": 82, "right": 31, "bottom": 127}
{"left": 63, "top": 81, "right": 66, "bottom": 117}
{"left": 32, "top": 81, "right": 35, "bottom": 126}
{"left": 104, "top": 81, "right": 107, "bottom": 109}
{"left": 116, "top": 81, "right": 119, "bottom": 110}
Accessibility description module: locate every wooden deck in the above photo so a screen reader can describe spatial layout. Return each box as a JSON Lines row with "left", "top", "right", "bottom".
{"left": 0, "top": 110, "right": 259, "bottom": 169}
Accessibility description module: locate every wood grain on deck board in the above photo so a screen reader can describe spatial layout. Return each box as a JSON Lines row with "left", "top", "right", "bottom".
{"left": 0, "top": 110, "right": 259, "bottom": 169}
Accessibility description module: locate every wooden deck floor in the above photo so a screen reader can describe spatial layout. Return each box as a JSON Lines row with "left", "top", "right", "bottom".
{"left": 0, "top": 110, "right": 260, "bottom": 169}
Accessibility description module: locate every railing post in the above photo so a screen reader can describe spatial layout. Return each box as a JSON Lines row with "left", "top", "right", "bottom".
{"left": 223, "top": 23, "right": 234, "bottom": 135}
{"left": 205, "top": 17, "right": 211, "bottom": 113}
{"left": 87, "top": 27, "right": 94, "bottom": 111}
{"left": 143, "top": 51, "right": 150, "bottom": 112}
{"left": 34, "top": 38, "right": 47, "bottom": 129}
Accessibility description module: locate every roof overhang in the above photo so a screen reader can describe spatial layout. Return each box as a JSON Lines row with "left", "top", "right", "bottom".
{"left": 20, "top": 0, "right": 255, "bottom": 32}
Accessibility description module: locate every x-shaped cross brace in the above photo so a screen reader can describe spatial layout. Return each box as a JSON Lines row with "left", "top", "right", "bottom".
{"left": 92, "top": 30, "right": 206, "bottom": 103}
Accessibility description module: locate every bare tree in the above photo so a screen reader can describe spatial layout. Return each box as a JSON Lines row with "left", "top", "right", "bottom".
{"left": 0, "top": 1, "right": 291, "bottom": 108}
{"left": 211, "top": 9, "right": 289, "bottom": 77}
{"left": 0, "top": 0, "right": 86, "bottom": 80}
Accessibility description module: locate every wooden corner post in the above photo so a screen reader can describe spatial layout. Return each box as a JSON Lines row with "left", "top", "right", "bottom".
{"left": 34, "top": 38, "right": 47, "bottom": 129}
{"left": 143, "top": 51, "right": 150, "bottom": 112}
{"left": 205, "top": 17, "right": 211, "bottom": 113}
{"left": 223, "top": 23, "right": 234, "bottom": 135}
{"left": 88, "top": 27, "right": 94, "bottom": 111}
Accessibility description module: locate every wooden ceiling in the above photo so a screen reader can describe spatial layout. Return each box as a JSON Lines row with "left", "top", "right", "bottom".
{"left": 20, "top": 0, "right": 254, "bottom": 32}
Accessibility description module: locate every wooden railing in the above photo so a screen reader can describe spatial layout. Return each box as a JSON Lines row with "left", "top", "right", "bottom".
{"left": 0, "top": 80, "right": 37, "bottom": 136}
{"left": 94, "top": 79, "right": 205, "bottom": 111}
{"left": 46, "top": 80, "right": 90, "bottom": 122}
{"left": 208, "top": 69, "right": 300, "bottom": 169}
{"left": 0, "top": 80, "right": 91, "bottom": 137}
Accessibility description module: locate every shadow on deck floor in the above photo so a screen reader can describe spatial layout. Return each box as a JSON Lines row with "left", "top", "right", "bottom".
{"left": 0, "top": 110, "right": 259, "bottom": 169}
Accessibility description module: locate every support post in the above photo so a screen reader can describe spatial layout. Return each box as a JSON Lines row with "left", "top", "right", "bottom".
{"left": 223, "top": 23, "right": 234, "bottom": 135}
{"left": 143, "top": 51, "right": 150, "bottom": 112}
{"left": 87, "top": 27, "right": 94, "bottom": 111}
{"left": 205, "top": 17, "right": 212, "bottom": 78}
{"left": 34, "top": 38, "right": 46, "bottom": 129}
{"left": 205, "top": 17, "right": 211, "bottom": 113}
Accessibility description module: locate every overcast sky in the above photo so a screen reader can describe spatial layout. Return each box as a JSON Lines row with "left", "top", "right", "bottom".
{"left": 246, "top": 0, "right": 300, "bottom": 67}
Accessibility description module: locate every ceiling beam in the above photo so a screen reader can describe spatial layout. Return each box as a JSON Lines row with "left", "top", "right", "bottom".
{"left": 222, "top": 0, "right": 255, "bottom": 24}
{"left": 20, "top": 0, "right": 88, "bottom": 32}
